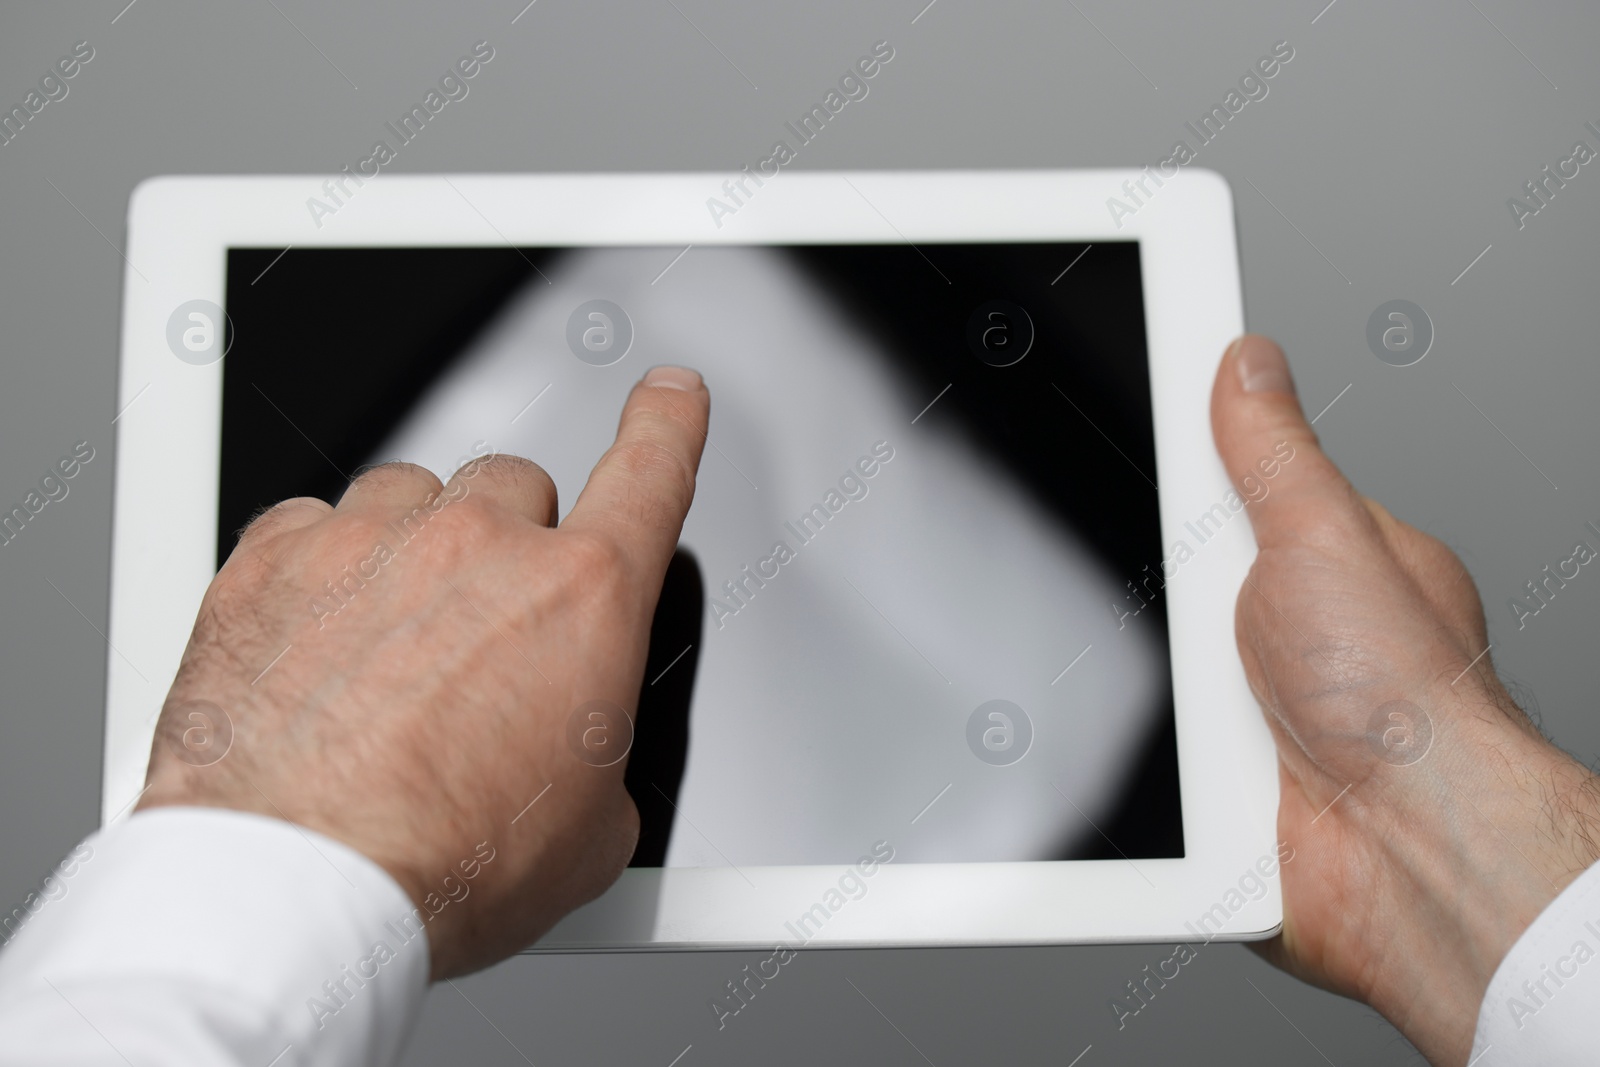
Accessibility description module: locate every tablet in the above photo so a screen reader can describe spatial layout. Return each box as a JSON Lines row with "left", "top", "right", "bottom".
{"left": 106, "top": 170, "right": 1279, "bottom": 949}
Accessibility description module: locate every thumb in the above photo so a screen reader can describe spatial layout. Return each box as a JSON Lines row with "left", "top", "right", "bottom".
{"left": 1210, "top": 335, "right": 1366, "bottom": 551}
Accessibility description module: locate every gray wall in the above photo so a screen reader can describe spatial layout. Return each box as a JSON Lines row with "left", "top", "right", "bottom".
{"left": 4, "top": 0, "right": 1597, "bottom": 1062}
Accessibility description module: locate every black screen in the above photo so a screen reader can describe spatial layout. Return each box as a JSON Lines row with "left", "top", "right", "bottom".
{"left": 222, "top": 242, "right": 1182, "bottom": 866}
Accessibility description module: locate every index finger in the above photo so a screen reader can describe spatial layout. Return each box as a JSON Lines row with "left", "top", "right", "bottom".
{"left": 562, "top": 366, "right": 711, "bottom": 580}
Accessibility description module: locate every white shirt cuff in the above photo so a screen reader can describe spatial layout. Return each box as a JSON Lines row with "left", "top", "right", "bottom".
{"left": 0, "top": 806, "right": 431, "bottom": 1066}
{"left": 1471, "top": 857, "right": 1600, "bottom": 1063}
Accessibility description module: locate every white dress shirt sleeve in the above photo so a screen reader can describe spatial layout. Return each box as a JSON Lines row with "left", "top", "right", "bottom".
{"left": 1472, "top": 858, "right": 1600, "bottom": 1063}
{"left": 0, "top": 807, "right": 430, "bottom": 1067}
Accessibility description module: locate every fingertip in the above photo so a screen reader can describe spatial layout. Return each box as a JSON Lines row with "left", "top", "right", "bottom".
{"left": 562, "top": 366, "right": 711, "bottom": 577}
{"left": 641, "top": 365, "right": 704, "bottom": 393}
{"left": 1235, "top": 334, "right": 1296, "bottom": 396}
{"left": 1212, "top": 334, "right": 1313, "bottom": 458}
{"left": 628, "top": 364, "right": 711, "bottom": 452}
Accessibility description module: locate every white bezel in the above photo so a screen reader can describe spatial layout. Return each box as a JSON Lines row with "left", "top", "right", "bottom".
{"left": 108, "top": 169, "right": 1278, "bottom": 949}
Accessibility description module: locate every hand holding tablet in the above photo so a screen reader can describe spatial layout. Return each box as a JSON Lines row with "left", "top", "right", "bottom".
{"left": 1212, "top": 335, "right": 1600, "bottom": 1067}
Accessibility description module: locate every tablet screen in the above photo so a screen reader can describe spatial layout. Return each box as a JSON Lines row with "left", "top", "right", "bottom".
{"left": 219, "top": 242, "right": 1182, "bottom": 867}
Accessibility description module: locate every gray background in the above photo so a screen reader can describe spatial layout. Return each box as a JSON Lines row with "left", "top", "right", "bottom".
{"left": 3, "top": 0, "right": 1597, "bottom": 1062}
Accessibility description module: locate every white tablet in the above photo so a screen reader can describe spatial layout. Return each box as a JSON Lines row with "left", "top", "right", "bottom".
{"left": 106, "top": 170, "right": 1280, "bottom": 950}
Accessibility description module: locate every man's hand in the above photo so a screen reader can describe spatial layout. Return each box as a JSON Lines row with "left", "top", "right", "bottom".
{"left": 139, "top": 365, "right": 709, "bottom": 980}
{"left": 1215, "top": 335, "right": 1600, "bottom": 1065}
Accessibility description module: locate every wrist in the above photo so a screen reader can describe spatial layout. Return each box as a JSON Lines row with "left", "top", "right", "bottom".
{"left": 1358, "top": 681, "right": 1600, "bottom": 1062}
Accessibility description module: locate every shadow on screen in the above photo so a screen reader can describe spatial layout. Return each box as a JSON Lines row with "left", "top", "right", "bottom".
{"left": 625, "top": 548, "right": 701, "bottom": 867}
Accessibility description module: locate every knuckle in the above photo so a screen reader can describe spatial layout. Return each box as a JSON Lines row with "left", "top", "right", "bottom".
{"left": 326, "top": 509, "right": 399, "bottom": 548}
{"left": 460, "top": 454, "right": 559, "bottom": 513}
{"left": 467, "top": 452, "right": 549, "bottom": 485}
{"left": 588, "top": 790, "right": 641, "bottom": 883}
{"left": 405, "top": 497, "right": 496, "bottom": 565}
{"left": 1412, "top": 529, "right": 1469, "bottom": 578}
{"left": 237, "top": 497, "right": 328, "bottom": 542}
{"left": 617, "top": 796, "right": 641, "bottom": 860}
{"left": 611, "top": 434, "right": 694, "bottom": 508}
{"left": 238, "top": 500, "right": 288, "bottom": 537}
{"left": 565, "top": 532, "right": 627, "bottom": 578}
{"left": 349, "top": 460, "right": 442, "bottom": 496}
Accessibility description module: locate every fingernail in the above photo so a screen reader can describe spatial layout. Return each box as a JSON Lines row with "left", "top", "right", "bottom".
{"left": 1235, "top": 335, "right": 1295, "bottom": 395}
{"left": 643, "top": 365, "right": 702, "bottom": 392}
